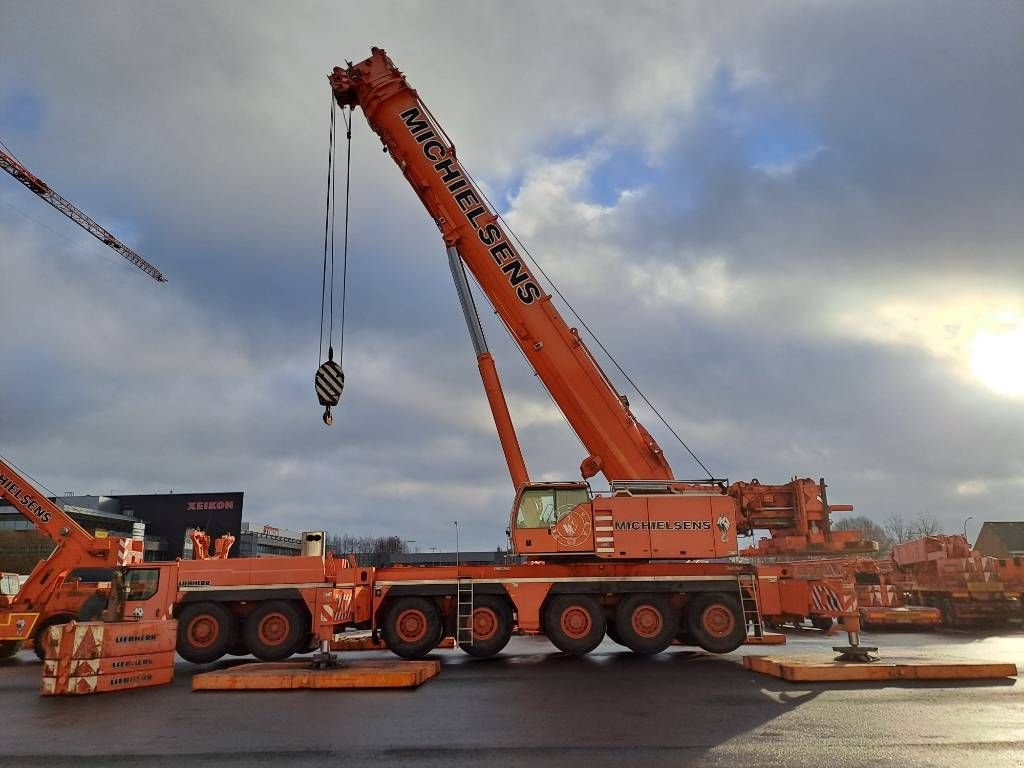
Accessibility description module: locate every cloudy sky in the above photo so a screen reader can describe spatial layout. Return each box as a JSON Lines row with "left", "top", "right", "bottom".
{"left": 1, "top": 2, "right": 1022, "bottom": 550}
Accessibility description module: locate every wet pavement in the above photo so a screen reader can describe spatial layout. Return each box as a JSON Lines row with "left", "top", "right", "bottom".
{"left": 3, "top": 628, "right": 1022, "bottom": 767}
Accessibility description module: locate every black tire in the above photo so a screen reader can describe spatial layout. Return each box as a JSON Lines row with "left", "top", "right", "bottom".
{"left": 615, "top": 594, "right": 676, "bottom": 655}
{"left": 685, "top": 593, "right": 746, "bottom": 654}
{"left": 0, "top": 640, "right": 23, "bottom": 659}
{"left": 176, "top": 602, "right": 235, "bottom": 664}
{"left": 544, "top": 594, "right": 605, "bottom": 655}
{"left": 77, "top": 593, "right": 108, "bottom": 622}
{"left": 32, "top": 614, "right": 75, "bottom": 661}
{"left": 811, "top": 616, "right": 834, "bottom": 632}
{"left": 459, "top": 594, "right": 514, "bottom": 658}
{"left": 381, "top": 597, "right": 443, "bottom": 660}
{"left": 244, "top": 601, "right": 306, "bottom": 661}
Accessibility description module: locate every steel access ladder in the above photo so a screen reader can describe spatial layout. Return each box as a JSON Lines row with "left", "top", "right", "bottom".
{"left": 456, "top": 577, "right": 474, "bottom": 646}
{"left": 738, "top": 573, "right": 764, "bottom": 639}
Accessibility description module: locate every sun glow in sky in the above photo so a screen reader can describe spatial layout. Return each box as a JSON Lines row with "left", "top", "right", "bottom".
{"left": 971, "top": 321, "right": 1024, "bottom": 398}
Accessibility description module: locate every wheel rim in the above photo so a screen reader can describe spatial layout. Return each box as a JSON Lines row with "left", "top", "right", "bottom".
{"left": 472, "top": 607, "right": 499, "bottom": 642}
{"left": 702, "top": 604, "right": 736, "bottom": 639}
{"left": 187, "top": 615, "right": 219, "bottom": 648}
{"left": 560, "top": 605, "right": 592, "bottom": 639}
{"left": 257, "top": 612, "right": 290, "bottom": 646}
{"left": 395, "top": 608, "right": 429, "bottom": 643}
{"left": 630, "top": 604, "right": 664, "bottom": 638}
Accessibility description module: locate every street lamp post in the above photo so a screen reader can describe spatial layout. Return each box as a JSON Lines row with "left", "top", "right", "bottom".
{"left": 963, "top": 516, "right": 974, "bottom": 541}
{"left": 454, "top": 521, "right": 460, "bottom": 568}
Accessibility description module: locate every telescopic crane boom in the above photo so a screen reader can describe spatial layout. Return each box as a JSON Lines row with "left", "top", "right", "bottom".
{"left": 331, "top": 49, "right": 670, "bottom": 486}
{"left": 0, "top": 142, "right": 167, "bottom": 282}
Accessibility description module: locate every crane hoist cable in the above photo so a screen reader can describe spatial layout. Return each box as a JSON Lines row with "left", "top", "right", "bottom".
{"left": 458, "top": 161, "right": 714, "bottom": 480}
{"left": 315, "top": 96, "right": 353, "bottom": 425}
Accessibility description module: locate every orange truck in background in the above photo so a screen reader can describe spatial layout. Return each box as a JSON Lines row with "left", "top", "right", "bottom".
{"left": 888, "top": 535, "right": 1020, "bottom": 627}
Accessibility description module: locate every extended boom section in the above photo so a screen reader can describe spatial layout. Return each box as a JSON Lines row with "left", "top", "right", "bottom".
{"left": 330, "top": 49, "right": 672, "bottom": 484}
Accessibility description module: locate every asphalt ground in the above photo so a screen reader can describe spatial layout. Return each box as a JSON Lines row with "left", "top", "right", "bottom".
{"left": 2, "top": 627, "right": 1022, "bottom": 768}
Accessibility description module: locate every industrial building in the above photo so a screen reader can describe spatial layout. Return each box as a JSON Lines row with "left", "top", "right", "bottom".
{"left": 0, "top": 491, "right": 243, "bottom": 571}
{"left": 238, "top": 522, "right": 303, "bottom": 557}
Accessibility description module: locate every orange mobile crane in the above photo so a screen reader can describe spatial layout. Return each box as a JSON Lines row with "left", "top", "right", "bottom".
{"left": 108, "top": 48, "right": 875, "bottom": 666}
{"left": 0, "top": 457, "right": 143, "bottom": 659}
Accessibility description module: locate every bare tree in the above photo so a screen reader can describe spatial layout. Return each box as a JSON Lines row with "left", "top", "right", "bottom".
{"left": 910, "top": 511, "right": 942, "bottom": 537}
{"left": 884, "top": 512, "right": 913, "bottom": 545}
{"left": 833, "top": 515, "right": 893, "bottom": 555}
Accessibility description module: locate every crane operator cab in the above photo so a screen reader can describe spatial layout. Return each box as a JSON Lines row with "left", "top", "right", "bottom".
{"left": 510, "top": 483, "right": 594, "bottom": 556}
{"left": 510, "top": 480, "right": 739, "bottom": 561}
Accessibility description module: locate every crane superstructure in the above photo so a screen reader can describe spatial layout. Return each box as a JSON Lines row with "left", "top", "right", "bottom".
{"left": 0, "top": 456, "right": 142, "bottom": 658}
{"left": 0, "top": 143, "right": 167, "bottom": 282}
{"left": 329, "top": 48, "right": 871, "bottom": 562}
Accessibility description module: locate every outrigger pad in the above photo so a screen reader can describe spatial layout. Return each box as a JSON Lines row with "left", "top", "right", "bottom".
{"left": 192, "top": 659, "right": 440, "bottom": 691}
{"left": 832, "top": 645, "right": 879, "bottom": 663}
{"left": 743, "top": 655, "right": 1017, "bottom": 682}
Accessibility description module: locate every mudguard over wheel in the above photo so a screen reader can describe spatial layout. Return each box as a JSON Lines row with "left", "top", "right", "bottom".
{"left": 544, "top": 594, "right": 605, "bottom": 655}
{"left": 244, "top": 600, "right": 306, "bottom": 661}
{"left": 381, "top": 596, "right": 442, "bottom": 659}
{"left": 615, "top": 593, "right": 676, "bottom": 655}
{"left": 176, "top": 602, "right": 235, "bottom": 664}
{"left": 459, "top": 594, "right": 514, "bottom": 658}
{"left": 685, "top": 592, "right": 746, "bottom": 654}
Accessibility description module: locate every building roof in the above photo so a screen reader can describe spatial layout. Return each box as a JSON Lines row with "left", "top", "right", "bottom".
{"left": 977, "top": 521, "right": 1024, "bottom": 554}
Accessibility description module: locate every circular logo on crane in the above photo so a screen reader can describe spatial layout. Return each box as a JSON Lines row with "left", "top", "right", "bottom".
{"left": 551, "top": 508, "right": 593, "bottom": 549}
{"left": 716, "top": 514, "right": 731, "bottom": 542}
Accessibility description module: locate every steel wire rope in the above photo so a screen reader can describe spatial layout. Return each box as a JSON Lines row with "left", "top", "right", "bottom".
{"left": 337, "top": 106, "right": 353, "bottom": 365}
{"left": 318, "top": 93, "right": 336, "bottom": 365}
{"left": 0, "top": 453, "right": 61, "bottom": 499}
{"left": 459, "top": 163, "right": 715, "bottom": 480}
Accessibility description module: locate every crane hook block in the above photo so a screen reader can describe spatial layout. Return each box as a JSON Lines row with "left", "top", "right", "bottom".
{"left": 315, "top": 360, "right": 345, "bottom": 425}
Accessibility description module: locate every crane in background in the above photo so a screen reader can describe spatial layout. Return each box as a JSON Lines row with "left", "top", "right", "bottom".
{"left": 0, "top": 139, "right": 167, "bottom": 283}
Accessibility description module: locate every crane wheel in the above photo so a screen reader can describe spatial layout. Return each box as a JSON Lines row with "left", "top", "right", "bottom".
{"left": 0, "top": 640, "right": 23, "bottom": 659}
{"left": 811, "top": 616, "right": 834, "bottom": 632}
{"left": 176, "top": 602, "right": 235, "bottom": 664}
{"left": 544, "top": 595, "right": 605, "bottom": 655}
{"left": 382, "top": 597, "right": 442, "bottom": 659}
{"left": 615, "top": 594, "right": 676, "bottom": 655}
{"left": 77, "top": 593, "right": 108, "bottom": 622}
{"left": 32, "top": 614, "right": 75, "bottom": 661}
{"left": 459, "top": 595, "right": 514, "bottom": 658}
{"left": 685, "top": 592, "right": 746, "bottom": 654}
{"left": 244, "top": 601, "right": 306, "bottom": 661}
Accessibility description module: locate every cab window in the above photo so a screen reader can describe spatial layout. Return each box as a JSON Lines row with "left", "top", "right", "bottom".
{"left": 516, "top": 487, "right": 590, "bottom": 528}
{"left": 0, "top": 573, "right": 19, "bottom": 597}
{"left": 516, "top": 490, "right": 554, "bottom": 529}
{"left": 124, "top": 568, "right": 160, "bottom": 601}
